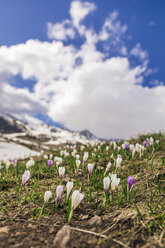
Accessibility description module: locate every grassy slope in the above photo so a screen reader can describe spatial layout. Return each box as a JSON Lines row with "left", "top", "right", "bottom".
{"left": 0, "top": 132, "right": 165, "bottom": 248}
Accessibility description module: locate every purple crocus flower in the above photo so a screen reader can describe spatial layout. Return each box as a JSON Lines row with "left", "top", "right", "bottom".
{"left": 125, "top": 143, "right": 129, "bottom": 150}
{"left": 143, "top": 140, "right": 147, "bottom": 147}
{"left": 56, "top": 185, "right": 63, "bottom": 204}
{"left": 47, "top": 160, "right": 53, "bottom": 169}
{"left": 21, "top": 170, "right": 30, "bottom": 187}
{"left": 146, "top": 138, "right": 150, "bottom": 146}
{"left": 13, "top": 158, "right": 17, "bottom": 167}
{"left": 127, "top": 176, "right": 135, "bottom": 190}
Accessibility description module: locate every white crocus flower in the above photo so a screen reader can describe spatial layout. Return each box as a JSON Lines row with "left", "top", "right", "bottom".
{"left": 76, "top": 154, "right": 80, "bottom": 160}
{"left": 129, "top": 144, "right": 135, "bottom": 152}
{"left": 150, "top": 137, "right": 154, "bottom": 145}
{"left": 44, "top": 191, "right": 52, "bottom": 203}
{"left": 135, "top": 143, "right": 145, "bottom": 157}
{"left": 76, "top": 159, "right": 81, "bottom": 170}
{"left": 49, "top": 154, "right": 53, "bottom": 159}
{"left": 71, "top": 190, "right": 84, "bottom": 211}
{"left": 43, "top": 154, "right": 48, "bottom": 160}
{"left": 103, "top": 177, "right": 110, "bottom": 192}
{"left": 113, "top": 141, "right": 117, "bottom": 150}
{"left": 109, "top": 173, "right": 120, "bottom": 191}
{"left": 5, "top": 160, "right": 10, "bottom": 170}
{"left": 59, "top": 167, "right": 65, "bottom": 179}
{"left": 117, "top": 146, "right": 121, "bottom": 151}
{"left": 21, "top": 170, "right": 30, "bottom": 187}
{"left": 88, "top": 163, "right": 94, "bottom": 176}
{"left": 68, "top": 190, "right": 84, "bottom": 223}
{"left": 66, "top": 181, "right": 73, "bottom": 200}
{"left": 83, "top": 152, "right": 88, "bottom": 163}
{"left": 26, "top": 158, "right": 35, "bottom": 169}
{"left": 116, "top": 155, "right": 122, "bottom": 168}
{"left": 104, "top": 162, "right": 112, "bottom": 175}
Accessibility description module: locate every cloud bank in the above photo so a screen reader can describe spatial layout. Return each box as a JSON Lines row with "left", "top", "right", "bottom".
{"left": 0, "top": 0, "right": 164, "bottom": 139}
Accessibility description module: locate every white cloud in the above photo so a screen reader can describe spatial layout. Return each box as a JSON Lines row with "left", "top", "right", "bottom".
{"left": 0, "top": 80, "right": 47, "bottom": 115}
{"left": 130, "top": 43, "right": 148, "bottom": 61}
{"left": 47, "top": 20, "right": 75, "bottom": 40}
{"left": 120, "top": 46, "right": 127, "bottom": 56}
{"left": 0, "top": 1, "right": 164, "bottom": 139}
{"left": 70, "top": 0, "right": 96, "bottom": 28}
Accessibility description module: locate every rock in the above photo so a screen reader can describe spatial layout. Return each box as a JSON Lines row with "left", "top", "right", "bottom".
{"left": 0, "top": 226, "right": 9, "bottom": 233}
{"left": 54, "top": 225, "right": 71, "bottom": 248}
{"left": 49, "top": 227, "right": 55, "bottom": 233}
{"left": 81, "top": 214, "right": 89, "bottom": 220}
{"left": 88, "top": 215, "right": 102, "bottom": 226}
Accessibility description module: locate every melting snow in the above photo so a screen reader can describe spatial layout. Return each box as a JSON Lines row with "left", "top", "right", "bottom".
{"left": 0, "top": 142, "right": 40, "bottom": 161}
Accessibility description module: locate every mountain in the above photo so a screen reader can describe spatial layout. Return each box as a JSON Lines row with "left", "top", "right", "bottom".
{"left": 0, "top": 112, "right": 99, "bottom": 151}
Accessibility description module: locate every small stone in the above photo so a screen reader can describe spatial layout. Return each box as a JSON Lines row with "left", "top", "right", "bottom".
{"left": 28, "top": 223, "right": 35, "bottom": 229}
{"left": 54, "top": 225, "right": 71, "bottom": 248}
{"left": 0, "top": 226, "right": 9, "bottom": 233}
{"left": 88, "top": 215, "right": 102, "bottom": 226}
{"left": 49, "top": 227, "right": 54, "bottom": 233}
{"left": 81, "top": 215, "right": 89, "bottom": 220}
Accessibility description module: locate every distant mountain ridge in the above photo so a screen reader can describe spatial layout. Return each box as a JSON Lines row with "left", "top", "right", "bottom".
{"left": 0, "top": 112, "right": 99, "bottom": 148}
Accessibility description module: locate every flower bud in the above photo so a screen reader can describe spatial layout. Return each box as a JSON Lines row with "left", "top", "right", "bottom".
{"left": 44, "top": 191, "right": 52, "bottom": 203}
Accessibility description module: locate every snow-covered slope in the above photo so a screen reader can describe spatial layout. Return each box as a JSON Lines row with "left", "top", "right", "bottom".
{"left": 0, "top": 112, "right": 99, "bottom": 148}
{"left": 0, "top": 142, "right": 40, "bottom": 161}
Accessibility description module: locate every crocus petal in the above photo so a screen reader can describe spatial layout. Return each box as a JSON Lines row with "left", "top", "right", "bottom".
{"left": 71, "top": 190, "right": 84, "bottom": 210}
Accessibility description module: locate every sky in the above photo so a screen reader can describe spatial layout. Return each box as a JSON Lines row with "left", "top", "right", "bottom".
{"left": 0, "top": 0, "right": 165, "bottom": 139}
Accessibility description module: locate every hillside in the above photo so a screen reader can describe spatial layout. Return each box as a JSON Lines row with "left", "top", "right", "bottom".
{"left": 0, "top": 132, "right": 164, "bottom": 247}
{"left": 0, "top": 113, "right": 99, "bottom": 160}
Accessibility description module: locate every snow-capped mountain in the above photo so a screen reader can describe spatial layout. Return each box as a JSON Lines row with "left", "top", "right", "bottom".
{"left": 0, "top": 112, "right": 99, "bottom": 149}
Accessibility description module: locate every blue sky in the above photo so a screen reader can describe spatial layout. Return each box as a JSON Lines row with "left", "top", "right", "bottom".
{"left": 0, "top": 0, "right": 165, "bottom": 138}
{"left": 0, "top": 0, "right": 164, "bottom": 83}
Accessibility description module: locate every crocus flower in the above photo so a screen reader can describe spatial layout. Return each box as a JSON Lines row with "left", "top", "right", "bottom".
{"left": 127, "top": 176, "right": 135, "bottom": 190}
{"left": 21, "top": 170, "right": 30, "bottom": 187}
{"left": 26, "top": 158, "right": 35, "bottom": 169}
{"left": 59, "top": 167, "right": 65, "bottom": 179}
{"left": 76, "top": 154, "right": 80, "bottom": 160}
{"left": 87, "top": 163, "right": 94, "bottom": 176}
{"left": 68, "top": 190, "right": 84, "bottom": 223}
{"left": 143, "top": 140, "right": 147, "bottom": 148}
{"left": 56, "top": 185, "right": 63, "bottom": 204}
{"left": 104, "top": 162, "right": 112, "bottom": 175}
{"left": 76, "top": 159, "right": 81, "bottom": 170}
{"left": 109, "top": 173, "right": 120, "bottom": 191}
{"left": 116, "top": 155, "right": 122, "bottom": 168}
{"left": 13, "top": 158, "right": 17, "bottom": 167}
{"left": 129, "top": 144, "right": 135, "bottom": 152}
{"left": 125, "top": 143, "right": 129, "bottom": 150}
{"left": 43, "top": 154, "right": 48, "bottom": 160}
{"left": 103, "top": 177, "right": 110, "bottom": 192}
{"left": 49, "top": 154, "right": 53, "bottom": 159}
{"left": 66, "top": 181, "right": 73, "bottom": 200}
{"left": 150, "top": 137, "right": 154, "bottom": 145}
{"left": 71, "top": 190, "right": 84, "bottom": 211}
{"left": 113, "top": 141, "right": 117, "bottom": 151}
{"left": 146, "top": 138, "right": 151, "bottom": 146}
{"left": 83, "top": 152, "right": 88, "bottom": 163}
{"left": 5, "top": 160, "right": 10, "bottom": 170}
{"left": 47, "top": 160, "right": 53, "bottom": 169}
{"left": 135, "top": 143, "right": 145, "bottom": 157}
{"left": 44, "top": 191, "right": 52, "bottom": 203}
